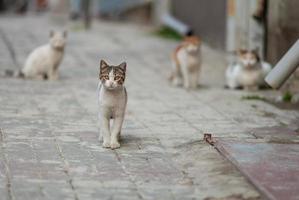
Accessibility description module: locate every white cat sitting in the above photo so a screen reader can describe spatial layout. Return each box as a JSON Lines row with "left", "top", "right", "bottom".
{"left": 97, "top": 60, "right": 127, "bottom": 149}
{"left": 5, "top": 30, "right": 67, "bottom": 80}
{"left": 226, "top": 49, "right": 272, "bottom": 90}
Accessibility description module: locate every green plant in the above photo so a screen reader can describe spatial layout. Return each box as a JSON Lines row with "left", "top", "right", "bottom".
{"left": 282, "top": 91, "right": 293, "bottom": 102}
{"left": 241, "top": 95, "right": 266, "bottom": 101}
{"left": 154, "top": 26, "right": 183, "bottom": 41}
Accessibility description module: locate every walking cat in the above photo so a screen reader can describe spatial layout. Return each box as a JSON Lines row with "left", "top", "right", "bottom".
{"left": 169, "top": 36, "right": 201, "bottom": 89}
{"left": 5, "top": 30, "right": 67, "bottom": 80}
{"left": 225, "top": 49, "right": 272, "bottom": 90}
{"left": 97, "top": 60, "right": 127, "bottom": 149}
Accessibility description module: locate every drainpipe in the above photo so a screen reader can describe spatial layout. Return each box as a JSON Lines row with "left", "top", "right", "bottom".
{"left": 265, "top": 39, "right": 299, "bottom": 89}
{"left": 153, "top": 0, "right": 192, "bottom": 36}
{"left": 162, "top": 14, "right": 193, "bottom": 36}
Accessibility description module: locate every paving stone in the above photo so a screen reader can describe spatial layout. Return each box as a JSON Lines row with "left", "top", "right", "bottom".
{"left": 216, "top": 140, "right": 299, "bottom": 200}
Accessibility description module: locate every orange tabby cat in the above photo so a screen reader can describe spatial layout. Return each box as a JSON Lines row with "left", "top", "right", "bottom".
{"left": 169, "top": 36, "right": 201, "bottom": 89}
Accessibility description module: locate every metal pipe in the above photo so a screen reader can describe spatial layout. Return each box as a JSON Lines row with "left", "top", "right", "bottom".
{"left": 265, "top": 39, "right": 299, "bottom": 89}
{"left": 161, "top": 13, "right": 193, "bottom": 36}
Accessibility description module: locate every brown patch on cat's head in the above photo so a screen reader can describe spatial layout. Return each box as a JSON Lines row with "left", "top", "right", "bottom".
{"left": 237, "top": 49, "right": 261, "bottom": 68}
{"left": 237, "top": 49, "right": 248, "bottom": 56}
{"left": 114, "top": 62, "right": 126, "bottom": 85}
{"left": 175, "top": 36, "right": 200, "bottom": 53}
{"left": 237, "top": 49, "right": 260, "bottom": 61}
{"left": 251, "top": 49, "right": 260, "bottom": 62}
{"left": 183, "top": 36, "right": 201, "bottom": 53}
{"left": 99, "top": 60, "right": 111, "bottom": 81}
{"left": 183, "top": 36, "right": 201, "bottom": 46}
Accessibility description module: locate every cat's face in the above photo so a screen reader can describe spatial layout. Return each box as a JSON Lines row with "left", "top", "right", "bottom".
{"left": 49, "top": 30, "right": 67, "bottom": 50}
{"left": 238, "top": 49, "right": 260, "bottom": 68}
{"left": 99, "top": 60, "right": 126, "bottom": 90}
{"left": 184, "top": 36, "right": 200, "bottom": 53}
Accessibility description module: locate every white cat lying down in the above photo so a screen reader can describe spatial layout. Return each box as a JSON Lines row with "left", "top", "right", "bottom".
{"left": 226, "top": 49, "right": 272, "bottom": 90}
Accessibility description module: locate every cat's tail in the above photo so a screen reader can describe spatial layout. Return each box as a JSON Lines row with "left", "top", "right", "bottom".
{"left": 1, "top": 69, "right": 24, "bottom": 78}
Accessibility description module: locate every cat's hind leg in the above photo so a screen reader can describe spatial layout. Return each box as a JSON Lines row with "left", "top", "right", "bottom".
{"left": 47, "top": 68, "right": 59, "bottom": 81}
{"left": 172, "top": 75, "right": 183, "bottom": 87}
{"left": 170, "top": 60, "right": 182, "bottom": 87}
{"left": 23, "top": 69, "right": 45, "bottom": 80}
{"left": 189, "top": 69, "right": 200, "bottom": 89}
{"left": 172, "top": 74, "right": 183, "bottom": 86}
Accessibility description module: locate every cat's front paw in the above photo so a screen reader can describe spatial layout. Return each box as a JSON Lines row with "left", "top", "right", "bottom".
{"left": 102, "top": 141, "right": 111, "bottom": 148}
{"left": 110, "top": 142, "right": 120, "bottom": 150}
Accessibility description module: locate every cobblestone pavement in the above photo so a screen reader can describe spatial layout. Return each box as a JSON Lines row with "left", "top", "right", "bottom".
{"left": 0, "top": 15, "right": 298, "bottom": 200}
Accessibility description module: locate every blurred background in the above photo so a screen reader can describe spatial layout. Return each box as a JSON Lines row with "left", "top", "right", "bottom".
{"left": 0, "top": 0, "right": 298, "bottom": 94}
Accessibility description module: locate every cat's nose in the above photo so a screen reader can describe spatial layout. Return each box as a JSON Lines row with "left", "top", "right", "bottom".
{"left": 112, "top": 82, "right": 117, "bottom": 87}
{"left": 108, "top": 81, "right": 113, "bottom": 87}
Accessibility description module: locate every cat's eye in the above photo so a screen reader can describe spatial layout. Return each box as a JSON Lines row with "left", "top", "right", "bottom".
{"left": 101, "top": 75, "right": 109, "bottom": 80}
{"left": 114, "top": 76, "right": 121, "bottom": 80}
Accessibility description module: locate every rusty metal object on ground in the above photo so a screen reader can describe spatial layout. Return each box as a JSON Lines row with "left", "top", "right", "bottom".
{"left": 204, "top": 133, "right": 215, "bottom": 146}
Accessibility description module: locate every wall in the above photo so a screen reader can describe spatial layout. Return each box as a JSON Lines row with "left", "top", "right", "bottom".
{"left": 226, "top": 0, "right": 265, "bottom": 57}
{"left": 172, "top": 0, "right": 227, "bottom": 49}
{"left": 267, "top": 0, "right": 299, "bottom": 93}
{"left": 267, "top": 0, "right": 299, "bottom": 64}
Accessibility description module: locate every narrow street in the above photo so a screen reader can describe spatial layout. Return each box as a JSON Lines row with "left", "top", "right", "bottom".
{"left": 0, "top": 15, "right": 298, "bottom": 200}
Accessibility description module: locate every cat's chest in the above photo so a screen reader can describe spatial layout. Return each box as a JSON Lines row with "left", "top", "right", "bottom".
{"left": 98, "top": 88, "right": 126, "bottom": 108}
{"left": 177, "top": 50, "right": 200, "bottom": 66}
{"left": 50, "top": 50, "right": 63, "bottom": 64}
{"left": 238, "top": 69, "right": 262, "bottom": 86}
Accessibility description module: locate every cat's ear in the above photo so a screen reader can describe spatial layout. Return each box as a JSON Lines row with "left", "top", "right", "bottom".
{"left": 49, "top": 30, "right": 54, "bottom": 38}
{"left": 100, "top": 60, "right": 109, "bottom": 69}
{"left": 63, "top": 30, "right": 68, "bottom": 38}
{"left": 237, "top": 49, "right": 247, "bottom": 55}
{"left": 252, "top": 47, "right": 261, "bottom": 61}
{"left": 119, "top": 62, "right": 126, "bottom": 72}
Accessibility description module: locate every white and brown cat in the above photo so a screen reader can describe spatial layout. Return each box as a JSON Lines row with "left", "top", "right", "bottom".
{"left": 226, "top": 49, "right": 272, "bottom": 90}
{"left": 169, "top": 36, "right": 201, "bottom": 89}
{"left": 97, "top": 60, "right": 127, "bottom": 149}
{"left": 5, "top": 30, "right": 67, "bottom": 80}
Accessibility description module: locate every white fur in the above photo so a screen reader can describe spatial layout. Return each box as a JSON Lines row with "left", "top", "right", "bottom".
{"left": 171, "top": 45, "right": 201, "bottom": 89}
{"left": 22, "top": 31, "right": 66, "bottom": 80}
{"left": 97, "top": 67, "right": 127, "bottom": 149}
{"left": 226, "top": 61, "right": 272, "bottom": 90}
